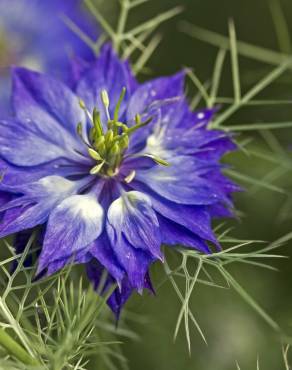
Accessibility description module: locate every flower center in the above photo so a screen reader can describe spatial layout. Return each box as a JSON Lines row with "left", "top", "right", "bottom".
{"left": 78, "top": 88, "right": 168, "bottom": 178}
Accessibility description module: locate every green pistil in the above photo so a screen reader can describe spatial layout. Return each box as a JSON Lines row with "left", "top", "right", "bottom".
{"left": 78, "top": 88, "right": 169, "bottom": 178}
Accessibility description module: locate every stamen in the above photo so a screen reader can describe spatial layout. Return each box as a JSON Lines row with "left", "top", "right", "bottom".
{"left": 88, "top": 148, "right": 102, "bottom": 161}
{"left": 140, "top": 153, "right": 170, "bottom": 166}
{"left": 90, "top": 161, "right": 105, "bottom": 175}
{"left": 76, "top": 122, "right": 90, "bottom": 146}
{"left": 104, "top": 129, "right": 114, "bottom": 146}
{"left": 76, "top": 88, "right": 170, "bottom": 178}
{"left": 79, "top": 99, "right": 94, "bottom": 125}
{"left": 101, "top": 89, "right": 111, "bottom": 121}
{"left": 94, "top": 136, "right": 106, "bottom": 156}
{"left": 124, "top": 170, "right": 136, "bottom": 184}
{"left": 118, "top": 134, "right": 129, "bottom": 150}
{"left": 114, "top": 87, "right": 126, "bottom": 123}
{"left": 113, "top": 121, "right": 128, "bottom": 132}
{"left": 109, "top": 142, "right": 120, "bottom": 156}
{"left": 92, "top": 108, "right": 103, "bottom": 137}
{"left": 126, "top": 115, "right": 152, "bottom": 135}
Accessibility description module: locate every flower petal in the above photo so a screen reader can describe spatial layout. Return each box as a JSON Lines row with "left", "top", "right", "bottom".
{"left": 107, "top": 191, "right": 162, "bottom": 259}
{"left": 106, "top": 191, "right": 160, "bottom": 291}
{"left": 37, "top": 194, "right": 104, "bottom": 274}
{"left": 145, "top": 188, "right": 218, "bottom": 244}
{"left": 87, "top": 260, "right": 133, "bottom": 318}
{"left": 0, "top": 119, "right": 73, "bottom": 166}
{"left": 134, "top": 157, "right": 225, "bottom": 205}
{"left": 45, "top": 250, "right": 92, "bottom": 277}
{"left": 0, "top": 157, "right": 92, "bottom": 187}
{"left": 76, "top": 44, "right": 137, "bottom": 127}
{"left": 0, "top": 192, "right": 11, "bottom": 207}
{"left": 11, "top": 68, "right": 87, "bottom": 163}
{"left": 158, "top": 215, "right": 211, "bottom": 253}
{"left": 0, "top": 175, "right": 77, "bottom": 200}
{"left": 89, "top": 232, "right": 125, "bottom": 284}
{"left": 126, "top": 72, "right": 185, "bottom": 121}
{"left": 0, "top": 176, "right": 77, "bottom": 237}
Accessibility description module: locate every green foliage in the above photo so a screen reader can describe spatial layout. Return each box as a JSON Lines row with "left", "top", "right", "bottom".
{"left": 0, "top": 235, "right": 131, "bottom": 370}
{"left": 183, "top": 22, "right": 292, "bottom": 131}
{"left": 162, "top": 229, "right": 292, "bottom": 353}
{"left": 167, "top": 4, "right": 292, "bottom": 357}
{"left": 65, "top": 0, "right": 182, "bottom": 75}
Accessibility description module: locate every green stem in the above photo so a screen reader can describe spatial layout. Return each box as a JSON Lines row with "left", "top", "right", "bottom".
{"left": 0, "top": 299, "right": 34, "bottom": 357}
{"left": 0, "top": 328, "right": 39, "bottom": 366}
{"left": 115, "top": 0, "right": 129, "bottom": 52}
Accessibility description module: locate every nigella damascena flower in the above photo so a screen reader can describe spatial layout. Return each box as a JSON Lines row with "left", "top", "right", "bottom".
{"left": 0, "top": 44, "right": 238, "bottom": 316}
{"left": 0, "top": 0, "right": 97, "bottom": 114}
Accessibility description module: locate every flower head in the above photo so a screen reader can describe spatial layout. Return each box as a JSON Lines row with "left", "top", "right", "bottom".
{"left": 0, "top": 44, "right": 238, "bottom": 316}
{"left": 0, "top": 0, "right": 97, "bottom": 114}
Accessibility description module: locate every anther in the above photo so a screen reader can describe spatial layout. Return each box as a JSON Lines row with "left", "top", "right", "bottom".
{"left": 90, "top": 161, "right": 105, "bottom": 175}
{"left": 93, "top": 108, "right": 103, "bottom": 137}
{"left": 88, "top": 148, "right": 103, "bottom": 161}
{"left": 79, "top": 98, "right": 93, "bottom": 125}
{"left": 142, "top": 154, "right": 170, "bottom": 166}
{"left": 101, "top": 90, "right": 111, "bottom": 121}
{"left": 76, "top": 122, "right": 89, "bottom": 146}
{"left": 124, "top": 170, "right": 136, "bottom": 183}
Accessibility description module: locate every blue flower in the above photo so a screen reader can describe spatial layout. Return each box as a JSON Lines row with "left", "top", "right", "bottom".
{"left": 0, "top": 0, "right": 97, "bottom": 115}
{"left": 0, "top": 44, "right": 238, "bottom": 316}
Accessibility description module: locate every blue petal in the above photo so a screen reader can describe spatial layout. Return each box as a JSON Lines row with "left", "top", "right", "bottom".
{"left": 0, "top": 157, "right": 92, "bottom": 187}
{"left": 107, "top": 191, "right": 162, "bottom": 259}
{"left": 134, "top": 157, "right": 226, "bottom": 205}
{"left": 0, "top": 119, "right": 82, "bottom": 166}
{"left": 11, "top": 68, "right": 88, "bottom": 162}
{"left": 0, "top": 176, "right": 77, "bottom": 237}
{"left": 0, "top": 175, "right": 77, "bottom": 200}
{"left": 0, "top": 192, "right": 11, "bottom": 207}
{"left": 86, "top": 260, "right": 133, "bottom": 318}
{"left": 143, "top": 107, "right": 235, "bottom": 162}
{"left": 204, "top": 170, "right": 242, "bottom": 195}
{"left": 208, "top": 203, "right": 234, "bottom": 218}
{"left": 158, "top": 215, "right": 211, "bottom": 253}
{"left": 160, "top": 104, "right": 216, "bottom": 131}
{"left": 137, "top": 186, "right": 218, "bottom": 244}
{"left": 126, "top": 72, "right": 185, "bottom": 121}
{"left": 69, "top": 57, "right": 91, "bottom": 89}
{"left": 37, "top": 194, "right": 104, "bottom": 274}
{"left": 76, "top": 44, "right": 137, "bottom": 127}
{"left": 13, "top": 232, "right": 91, "bottom": 278}
{"left": 126, "top": 72, "right": 185, "bottom": 150}
{"left": 0, "top": 205, "right": 40, "bottom": 238}
{"left": 106, "top": 192, "right": 159, "bottom": 291}
{"left": 159, "top": 128, "right": 232, "bottom": 155}
{"left": 104, "top": 240, "right": 154, "bottom": 295}
{"left": 45, "top": 250, "right": 92, "bottom": 277}
{"left": 89, "top": 232, "right": 125, "bottom": 284}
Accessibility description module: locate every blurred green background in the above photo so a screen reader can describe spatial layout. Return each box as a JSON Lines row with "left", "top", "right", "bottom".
{"left": 95, "top": 0, "right": 292, "bottom": 369}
